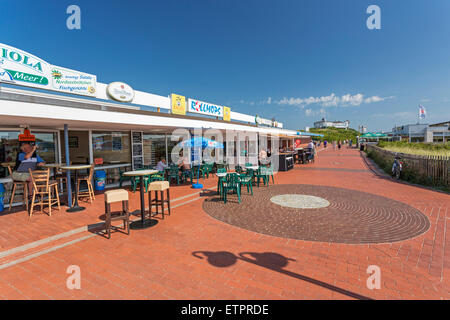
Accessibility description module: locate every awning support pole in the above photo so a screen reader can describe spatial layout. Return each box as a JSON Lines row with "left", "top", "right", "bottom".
{"left": 64, "top": 124, "right": 72, "bottom": 207}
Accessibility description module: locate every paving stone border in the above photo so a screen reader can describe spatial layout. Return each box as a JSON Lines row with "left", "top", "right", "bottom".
{"left": 203, "top": 184, "right": 431, "bottom": 244}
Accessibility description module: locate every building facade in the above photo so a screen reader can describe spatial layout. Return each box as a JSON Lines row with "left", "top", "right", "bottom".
{"left": 390, "top": 122, "right": 450, "bottom": 143}
{"left": 314, "top": 118, "right": 350, "bottom": 129}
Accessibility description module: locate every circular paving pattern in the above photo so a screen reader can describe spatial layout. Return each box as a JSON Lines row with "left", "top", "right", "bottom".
{"left": 270, "top": 194, "right": 330, "bottom": 209}
{"left": 203, "top": 184, "right": 430, "bottom": 244}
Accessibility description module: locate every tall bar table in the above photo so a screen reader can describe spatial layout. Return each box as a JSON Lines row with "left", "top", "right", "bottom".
{"left": 60, "top": 164, "right": 92, "bottom": 213}
{"left": 122, "top": 169, "right": 159, "bottom": 230}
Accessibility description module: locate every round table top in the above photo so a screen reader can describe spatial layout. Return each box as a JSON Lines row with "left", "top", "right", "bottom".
{"left": 42, "top": 163, "right": 63, "bottom": 168}
{"left": 216, "top": 172, "right": 228, "bottom": 178}
{"left": 60, "top": 164, "right": 92, "bottom": 170}
{"left": 245, "top": 166, "right": 259, "bottom": 170}
{"left": 122, "top": 169, "right": 159, "bottom": 177}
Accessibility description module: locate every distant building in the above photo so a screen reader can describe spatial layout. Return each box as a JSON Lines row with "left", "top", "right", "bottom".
{"left": 314, "top": 118, "right": 350, "bottom": 129}
{"left": 390, "top": 121, "right": 449, "bottom": 143}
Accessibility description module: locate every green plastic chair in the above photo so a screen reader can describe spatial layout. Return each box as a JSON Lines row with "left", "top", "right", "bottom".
{"left": 167, "top": 166, "right": 181, "bottom": 185}
{"left": 202, "top": 163, "right": 214, "bottom": 178}
{"left": 222, "top": 173, "right": 241, "bottom": 204}
{"left": 238, "top": 172, "right": 253, "bottom": 195}
{"left": 235, "top": 165, "right": 243, "bottom": 174}
{"left": 182, "top": 167, "right": 194, "bottom": 184}
{"left": 216, "top": 168, "right": 227, "bottom": 197}
{"left": 255, "top": 167, "right": 268, "bottom": 187}
{"left": 265, "top": 167, "right": 275, "bottom": 185}
{"left": 119, "top": 167, "right": 132, "bottom": 188}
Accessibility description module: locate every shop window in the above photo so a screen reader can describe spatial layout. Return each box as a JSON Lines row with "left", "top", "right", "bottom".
{"left": 0, "top": 131, "right": 19, "bottom": 178}
{"left": 143, "top": 134, "right": 166, "bottom": 167}
{"left": 92, "top": 131, "right": 131, "bottom": 164}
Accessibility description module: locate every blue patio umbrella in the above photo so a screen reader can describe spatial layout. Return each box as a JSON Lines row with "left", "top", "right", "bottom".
{"left": 180, "top": 137, "right": 224, "bottom": 189}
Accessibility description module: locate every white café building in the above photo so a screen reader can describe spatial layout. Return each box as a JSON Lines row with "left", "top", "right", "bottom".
{"left": 0, "top": 43, "right": 307, "bottom": 203}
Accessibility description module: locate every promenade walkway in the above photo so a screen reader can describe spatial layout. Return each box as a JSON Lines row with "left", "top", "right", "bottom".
{"left": 0, "top": 147, "right": 448, "bottom": 299}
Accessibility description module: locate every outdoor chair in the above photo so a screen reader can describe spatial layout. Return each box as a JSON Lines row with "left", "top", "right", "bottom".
{"left": 119, "top": 167, "right": 133, "bottom": 188}
{"left": 167, "top": 166, "right": 181, "bottom": 185}
{"left": 104, "top": 189, "right": 130, "bottom": 239}
{"left": 222, "top": 173, "right": 241, "bottom": 204}
{"left": 238, "top": 171, "right": 253, "bottom": 195}
{"left": 7, "top": 165, "right": 28, "bottom": 212}
{"left": 265, "top": 167, "right": 275, "bottom": 185}
{"left": 28, "top": 168, "right": 60, "bottom": 219}
{"left": 181, "top": 167, "right": 194, "bottom": 184}
{"left": 255, "top": 167, "right": 269, "bottom": 187}
{"left": 74, "top": 163, "right": 95, "bottom": 204}
{"left": 235, "top": 165, "right": 243, "bottom": 174}
{"left": 202, "top": 163, "right": 214, "bottom": 178}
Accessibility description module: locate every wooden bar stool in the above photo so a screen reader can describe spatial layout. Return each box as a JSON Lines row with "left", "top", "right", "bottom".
{"left": 74, "top": 163, "right": 95, "bottom": 204}
{"left": 148, "top": 181, "right": 170, "bottom": 219}
{"left": 28, "top": 168, "right": 60, "bottom": 219}
{"left": 104, "top": 189, "right": 130, "bottom": 239}
{"left": 7, "top": 165, "right": 28, "bottom": 212}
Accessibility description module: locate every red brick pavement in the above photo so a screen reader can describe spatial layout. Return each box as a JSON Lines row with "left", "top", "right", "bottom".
{"left": 0, "top": 147, "right": 449, "bottom": 300}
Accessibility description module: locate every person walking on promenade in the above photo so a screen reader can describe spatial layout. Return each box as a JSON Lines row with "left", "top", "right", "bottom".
{"left": 324, "top": 140, "right": 327, "bottom": 148}
{"left": 338, "top": 140, "right": 342, "bottom": 150}
{"left": 332, "top": 141, "right": 336, "bottom": 150}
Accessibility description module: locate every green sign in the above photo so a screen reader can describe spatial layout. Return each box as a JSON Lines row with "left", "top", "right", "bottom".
{"left": 5, "top": 69, "right": 48, "bottom": 85}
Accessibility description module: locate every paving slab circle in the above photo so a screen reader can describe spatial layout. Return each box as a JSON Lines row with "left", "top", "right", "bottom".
{"left": 203, "top": 184, "right": 431, "bottom": 244}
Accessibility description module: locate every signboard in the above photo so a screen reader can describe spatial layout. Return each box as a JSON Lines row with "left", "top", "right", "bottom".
{"left": 0, "top": 43, "right": 97, "bottom": 97}
{"left": 107, "top": 82, "right": 134, "bottom": 102}
{"left": 223, "top": 106, "right": 231, "bottom": 121}
{"left": 171, "top": 93, "right": 186, "bottom": 115}
{"left": 131, "top": 131, "right": 144, "bottom": 170}
{"left": 188, "top": 98, "right": 223, "bottom": 117}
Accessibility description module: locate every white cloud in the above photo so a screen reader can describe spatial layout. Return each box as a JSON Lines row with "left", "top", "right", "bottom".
{"left": 277, "top": 93, "right": 394, "bottom": 108}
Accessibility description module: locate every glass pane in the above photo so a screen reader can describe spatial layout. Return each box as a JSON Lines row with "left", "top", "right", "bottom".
{"left": 35, "top": 132, "right": 57, "bottom": 163}
{"left": 143, "top": 134, "right": 166, "bottom": 167}
{"left": 92, "top": 131, "right": 131, "bottom": 164}
{"left": 0, "top": 131, "right": 20, "bottom": 178}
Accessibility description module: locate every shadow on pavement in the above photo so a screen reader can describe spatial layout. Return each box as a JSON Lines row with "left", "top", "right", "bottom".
{"left": 192, "top": 250, "right": 373, "bottom": 300}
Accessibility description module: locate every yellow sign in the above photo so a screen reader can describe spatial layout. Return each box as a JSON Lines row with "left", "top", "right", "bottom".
{"left": 171, "top": 94, "right": 186, "bottom": 115}
{"left": 223, "top": 106, "right": 231, "bottom": 121}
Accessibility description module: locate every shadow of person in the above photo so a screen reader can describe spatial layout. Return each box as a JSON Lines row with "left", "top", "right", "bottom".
{"left": 239, "top": 252, "right": 296, "bottom": 269}
{"left": 192, "top": 251, "right": 238, "bottom": 268}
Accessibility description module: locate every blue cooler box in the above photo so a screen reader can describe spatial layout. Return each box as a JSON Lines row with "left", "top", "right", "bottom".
{"left": 94, "top": 170, "right": 106, "bottom": 191}
{"left": 0, "top": 183, "right": 5, "bottom": 212}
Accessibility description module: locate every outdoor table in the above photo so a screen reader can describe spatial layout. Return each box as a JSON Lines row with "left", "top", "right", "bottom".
{"left": 60, "top": 164, "right": 92, "bottom": 213}
{"left": 123, "top": 169, "right": 159, "bottom": 230}
{"left": 42, "top": 163, "right": 62, "bottom": 178}
{"left": 245, "top": 166, "right": 259, "bottom": 171}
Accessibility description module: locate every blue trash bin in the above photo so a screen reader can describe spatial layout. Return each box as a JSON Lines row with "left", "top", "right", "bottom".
{"left": 94, "top": 170, "right": 106, "bottom": 191}
{"left": 0, "top": 183, "right": 5, "bottom": 212}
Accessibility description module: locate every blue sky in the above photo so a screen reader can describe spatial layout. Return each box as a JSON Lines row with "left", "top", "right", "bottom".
{"left": 1, "top": 0, "right": 450, "bottom": 132}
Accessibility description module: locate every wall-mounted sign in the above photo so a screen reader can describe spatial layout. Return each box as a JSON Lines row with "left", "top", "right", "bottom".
{"left": 255, "top": 115, "right": 262, "bottom": 125}
{"left": 0, "top": 43, "right": 97, "bottom": 97}
{"left": 106, "top": 82, "right": 134, "bottom": 102}
{"left": 223, "top": 106, "right": 231, "bottom": 121}
{"left": 188, "top": 98, "right": 223, "bottom": 117}
{"left": 171, "top": 93, "right": 186, "bottom": 115}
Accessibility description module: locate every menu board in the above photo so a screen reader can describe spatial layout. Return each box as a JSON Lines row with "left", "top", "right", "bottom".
{"left": 131, "top": 131, "right": 144, "bottom": 170}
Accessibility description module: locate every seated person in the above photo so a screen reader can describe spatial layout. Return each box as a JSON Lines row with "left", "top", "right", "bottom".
{"left": 156, "top": 157, "right": 169, "bottom": 172}
{"left": 12, "top": 143, "right": 46, "bottom": 196}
